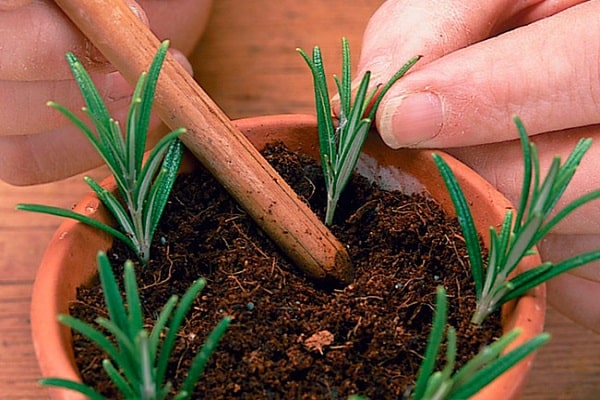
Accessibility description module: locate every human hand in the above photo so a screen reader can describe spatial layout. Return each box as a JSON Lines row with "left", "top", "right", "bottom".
{"left": 0, "top": 0, "right": 212, "bottom": 185}
{"left": 358, "top": 0, "right": 600, "bottom": 332}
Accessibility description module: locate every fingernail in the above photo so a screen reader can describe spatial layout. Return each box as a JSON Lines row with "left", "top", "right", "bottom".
{"left": 83, "top": 38, "right": 108, "bottom": 65}
{"left": 124, "top": 0, "right": 149, "bottom": 25}
{"left": 169, "top": 49, "right": 194, "bottom": 76}
{"left": 379, "top": 92, "right": 443, "bottom": 148}
{"left": 103, "top": 71, "right": 134, "bottom": 102}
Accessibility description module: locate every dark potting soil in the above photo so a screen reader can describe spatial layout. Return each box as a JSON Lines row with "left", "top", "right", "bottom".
{"left": 70, "top": 142, "right": 501, "bottom": 399}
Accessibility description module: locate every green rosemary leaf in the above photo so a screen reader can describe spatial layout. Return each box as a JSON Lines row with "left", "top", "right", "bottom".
{"left": 96, "top": 304, "right": 149, "bottom": 387}
{"left": 422, "top": 371, "right": 446, "bottom": 399}
{"left": 135, "top": 41, "right": 170, "bottom": 172}
{"left": 333, "top": 75, "right": 346, "bottom": 116}
{"left": 145, "top": 139, "right": 184, "bottom": 241}
{"left": 542, "top": 138, "right": 592, "bottom": 214}
{"left": 433, "top": 153, "right": 484, "bottom": 297}
{"left": 530, "top": 142, "right": 541, "bottom": 211}
{"left": 124, "top": 261, "right": 144, "bottom": 338}
{"left": 65, "top": 52, "right": 111, "bottom": 127}
{"left": 537, "top": 188, "right": 600, "bottom": 241}
{"left": 46, "top": 101, "right": 102, "bottom": 152}
{"left": 484, "top": 213, "right": 512, "bottom": 299}
{"left": 134, "top": 129, "right": 184, "bottom": 211}
{"left": 502, "top": 250, "right": 600, "bottom": 303}
{"left": 297, "top": 46, "right": 336, "bottom": 170}
{"left": 338, "top": 37, "right": 352, "bottom": 116}
{"left": 413, "top": 286, "right": 448, "bottom": 400}
{"left": 58, "top": 314, "right": 121, "bottom": 367}
{"left": 173, "top": 391, "right": 191, "bottom": 400}
{"left": 451, "top": 328, "right": 521, "bottom": 389}
{"left": 84, "top": 177, "right": 137, "bottom": 246}
{"left": 563, "top": 138, "right": 593, "bottom": 170}
{"left": 40, "top": 378, "right": 107, "bottom": 400}
{"left": 450, "top": 332, "right": 550, "bottom": 399}
{"left": 299, "top": 38, "right": 419, "bottom": 225}
{"left": 97, "top": 253, "right": 130, "bottom": 331}
{"left": 483, "top": 227, "right": 501, "bottom": 293}
{"left": 513, "top": 116, "right": 532, "bottom": 229}
{"left": 178, "top": 316, "right": 232, "bottom": 398}
{"left": 502, "top": 213, "right": 544, "bottom": 278}
{"left": 15, "top": 203, "right": 133, "bottom": 249}
{"left": 102, "top": 359, "right": 136, "bottom": 398}
{"left": 138, "top": 332, "right": 157, "bottom": 399}
{"left": 143, "top": 167, "right": 169, "bottom": 243}
{"left": 441, "top": 327, "right": 457, "bottom": 381}
{"left": 500, "top": 262, "right": 553, "bottom": 298}
{"left": 156, "top": 278, "right": 208, "bottom": 386}
{"left": 96, "top": 318, "right": 138, "bottom": 364}
{"left": 367, "top": 55, "right": 421, "bottom": 122}
{"left": 529, "top": 157, "right": 560, "bottom": 217}
{"left": 97, "top": 253, "right": 139, "bottom": 376}
{"left": 158, "top": 382, "right": 173, "bottom": 400}
{"left": 335, "top": 122, "right": 371, "bottom": 204}
{"left": 149, "top": 295, "right": 179, "bottom": 364}
{"left": 19, "top": 42, "right": 184, "bottom": 265}
{"left": 342, "top": 71, "right": 371, "bottom": 147}
{"left": 493, "top": 211, "right": 514, "bottom": 275}
{"left": 126, "top": 82, "right": 145, "bottom": 179}
{"left": 77, "top": 76, "right": 128, "bottom": 171}
{"left": 138, "top": 41, "right": 168, "bottom": 126}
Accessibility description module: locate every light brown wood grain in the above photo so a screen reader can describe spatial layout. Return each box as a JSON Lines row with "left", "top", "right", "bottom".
{"left": 2, "top": 1, "right": 600, "bottom": 398}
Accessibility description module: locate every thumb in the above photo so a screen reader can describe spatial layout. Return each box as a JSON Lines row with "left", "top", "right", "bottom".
{"left": 376, "top": 2, "right": 600, "bottom": 148}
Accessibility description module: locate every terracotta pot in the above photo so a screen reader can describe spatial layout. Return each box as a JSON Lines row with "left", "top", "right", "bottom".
{"left": 31, "top": 114, "right": 545, "bottom": 399}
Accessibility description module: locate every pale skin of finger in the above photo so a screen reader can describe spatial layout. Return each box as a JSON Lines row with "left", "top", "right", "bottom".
{"left": 0, "top": 48, "right": 194, "bottom": 185}
{"left": 355, "top": 0, "right": 596, "bottom": 148}
{"left": 0, "top": 0, "right": 32, "bottom": 11}
{"left": 0, "top": 0, "right": 212, "bottom": 185}
{"left": 540, "top": 234, "right": 600, "bottom": 282}
{"left": 0, "top": 0, "right": 210, "bottom": 80}
{"left": 0, "top": 0, "right": 142, "bottom": 80}
{"left": 0, "top": 108, "right": 165, "bottom": 184}
{"left": 0, "top": 49, "right": 193, "bottom": 137}
{"left": 0, "top": 71, "right": 132, "bottom": 136}
{"left": 357, "top": 0, "right": 587, "bottom": 78}
{"left": 509, "top": 0, "right": 593, "bottom": 26}
{"left": 547, "top": 272, "right": 600, "bottom": 333}
{"left": 357, "top": 0, "right": 532, "bottom": 79}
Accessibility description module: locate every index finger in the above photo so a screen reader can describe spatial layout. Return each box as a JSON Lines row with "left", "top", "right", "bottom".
{"left": 372, "top": 2, "right": 600, "bottom": 148}
{"left": 0, "top": 0, "right": 32, "bottom": 11}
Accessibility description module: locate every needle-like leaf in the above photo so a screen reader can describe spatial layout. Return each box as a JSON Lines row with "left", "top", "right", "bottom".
{"left": 411, "top": 287, "right": 549, "bottom": 400}
{"left": 298, "top": 37, "right": 420, "bottom": 225}
{"left": 17, "top": 41, "right": 184, "bottom": 264}
{"left": 41, "top": 252, "right": 229, "bottom": 400}
{"left": 435, "top": 115, "right": 600, "bottom": 325}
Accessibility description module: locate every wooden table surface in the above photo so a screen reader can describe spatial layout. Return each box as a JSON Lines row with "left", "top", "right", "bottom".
{"left": 2, "top": 1, "right": 600, "bottom": 398}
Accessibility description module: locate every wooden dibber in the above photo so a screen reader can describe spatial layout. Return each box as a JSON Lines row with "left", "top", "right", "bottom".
{"left": 54, "top": 0, "right": 353, "bottom": 284}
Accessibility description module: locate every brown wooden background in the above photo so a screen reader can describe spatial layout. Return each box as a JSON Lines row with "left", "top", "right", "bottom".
{"left": 2, "top": 1, "right": 600, "bottom": 398}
